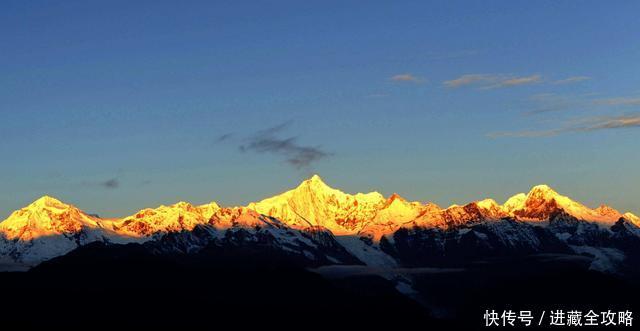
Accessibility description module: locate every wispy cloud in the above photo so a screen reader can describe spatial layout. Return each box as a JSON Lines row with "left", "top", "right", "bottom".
{"left": 443, "top": 74, "right": 499, "bottom": 88}
{"left": 523, "top": 93, "right": 587, "bottom": 116}
{"left": 237, "top": 121, "right": 331, "bottom": 169}
{"left": 577, "top": 114, "right": 640, "bottom": 132}
{"left": 81, "top": 178, "right": 120, "bottom": 190}
{"left": 524, "top": 106, "right": 569, "bottom": 116}
{"left": 483, "top": 74, "right": 542, "bottom": 89}
{"left": 101, "top": 178, "right": 119, "bottom": 189}
{"left": 593, "top": 97, "right": 640, "bottom": 106}
{"left": 552, "top": 76, "right": 591, "bottom": 85}
{"left": 444, "top": 74, "right": 541, "bottom": 89}
{"left": 487, "top": 129, "right": 563, "bottom": 138}
{"left": 216, "top": 133, "right": 234, "bottom": 142}
{"left": 390, "top": 73, "right": 424, "bottom": 83}
{"left": 488, "top": 113, "right": 640, "bottom": 138}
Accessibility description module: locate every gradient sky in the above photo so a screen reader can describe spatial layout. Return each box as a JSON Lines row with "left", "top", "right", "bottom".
{"left": 2, "top": 0, "right": 639, "bottom": 218}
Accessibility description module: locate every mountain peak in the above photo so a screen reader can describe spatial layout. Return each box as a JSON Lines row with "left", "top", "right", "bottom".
{"left": 28, "top": 195, "right": 70, "bottom": 210}
{"left": 476, "top": 198, "right": 500, "bottom": 210}
{"left": 1, "top": 195, "right": 99, "bottom": 242}
{"left": 249, "top": 175, "right": 387, "bottom": 234}
{"left": 507, "top": 185, "right": 626, "bottom": 224}
{"left": 388, "top": 193, "right": 405, "bottom": 202}
{"left": 34, "top": 195, "right": 62, "bottom": 203}
{"left": 595, "top": 204, "right": 620, "bottom": 217}
{"left": 309, "top": 174, "right": 323, "bottom": 182}
{"left": 503, "top": 193, "right": 527, "bottom": 212}
{"left": 170, "top": 201, "right": 196, "bottom": 210}
{"left": 528, "top": 184, "right": 559, "bottom": 197}
{"left": 301, "top": 174, "right": 328, "bottom": 187}
{"left": 295, "top": 174, "right": 337, "bottom": 195}
{"left": 623, "top": 212, "right": 640, "bottom": 226}
{"left": 509, "top": 185, "right": 565, "bottom": 220}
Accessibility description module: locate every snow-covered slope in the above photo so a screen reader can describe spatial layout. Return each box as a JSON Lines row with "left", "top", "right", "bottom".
{"left": 247, "top": 175, "right": 387, "bottom": 235}
{"left": 0, "top": 196, "right": 109, "bottom": 264}
{"left": 505, "top": 185, "right": 626, "bottom": 225}
{"left": 1, "top": 175, "right": 638, "bottom": 273}
{"left": 0, "top": 196, "right": 102, "bottom": 241}
{"left": 0, "top": 192, "right": 365, "bottom": 267}
{"left": 112, "top": 201, "right": 219, "bottom": 237}
{"left": 623, "top": 212, "right": 640, "bottom": 227}
{"left": 247, "top": 176, "right": 518, "bottom": 240}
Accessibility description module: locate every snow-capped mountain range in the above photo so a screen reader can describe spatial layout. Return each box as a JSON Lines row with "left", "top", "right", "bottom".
{"left": 1, "top": 175, "right": 639, "bottom": 274}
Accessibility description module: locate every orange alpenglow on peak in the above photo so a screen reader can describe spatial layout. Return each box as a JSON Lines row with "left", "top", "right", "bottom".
{"left": 21, "top": 195, "right": 82, "bottom": 214}
{"left": 529, "top": 184, "right": 559, "bottom": 195}
{"left": 387, "top": 193, "right": 406, "bottom": 203}
{"left": 0, "top": 195, "right": 100, "bottom": 241}
{"left": 1, "top": 178, "right": 639, "bottom": 244}
{"left": 476, "top": 198, "right": 501, "bottom": 210}
{"left": 505, "top": 184, "right": 627, "bottom": 224}
{"left": 248, "top": 175, "right": 387, "bottom": 235}
{"left": 308, "top": 174, "right": 324, "bottom": 183}
{"left": 299, "top": 174, "right": 331, "bottom": 189}
{"left": 111, "top": 200, "right": 223, "bottom": 237}
{"left": 28, "top": 195, "right": 71, "bottom": 209}
{"left": 503, "top": 193, "right": 527, "bottom": 213}
{"left": 623, "top": 212, "right": 640, "bottom": 226}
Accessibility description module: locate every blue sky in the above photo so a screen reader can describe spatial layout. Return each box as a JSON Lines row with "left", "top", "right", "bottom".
{"left": 1, "top": 0, "right": 639, "bottom": 218}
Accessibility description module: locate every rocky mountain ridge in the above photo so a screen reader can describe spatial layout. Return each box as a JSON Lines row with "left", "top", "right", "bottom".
{"left": 1, "top": 175, "right": 638, "bottom": 273}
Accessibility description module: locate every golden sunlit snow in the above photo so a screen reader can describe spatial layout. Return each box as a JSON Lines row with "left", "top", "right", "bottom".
{"left": 1, "top": 175, "right": 637, "bottom": 243}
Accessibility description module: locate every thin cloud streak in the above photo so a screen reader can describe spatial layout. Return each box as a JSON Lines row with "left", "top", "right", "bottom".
{"left": 216, "top": 133, "right": 234, "bottom": 142}
{"left": 101, "top": 178, "right": 119, "bottom": 189}
{"left": 487, "top": 130, "right": 562, "bottom": 138}
{"left": 483, "top": 75, "right": 541, "bottom": 89}
{"left": 524, "top": 106, "right": 569, "bottom": 116}
{"left": 594, "top": 97, "right": 640, "bottom": 106}
{"left": 390, "top": 73, "right": 424, "bottom": 83}
{"left": 578, "top": 115, "right": 640, "bottom": 132}
{"left": 488, "top": 114, "right": 640, "bottom": 138}
{"left": 80, "top": 178, "right": 120, "bottom": 190}
{"left": 552, "top": 76, "right": 591, "bottom": 84}
{"left": 444, "top": 74, "right": 541, "bottom": 89}
{"left": 523, "top": 93, "right": 584, "bottom": 116}
{"left": 443, "top": 74, "right": 500, "bottom": 88}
